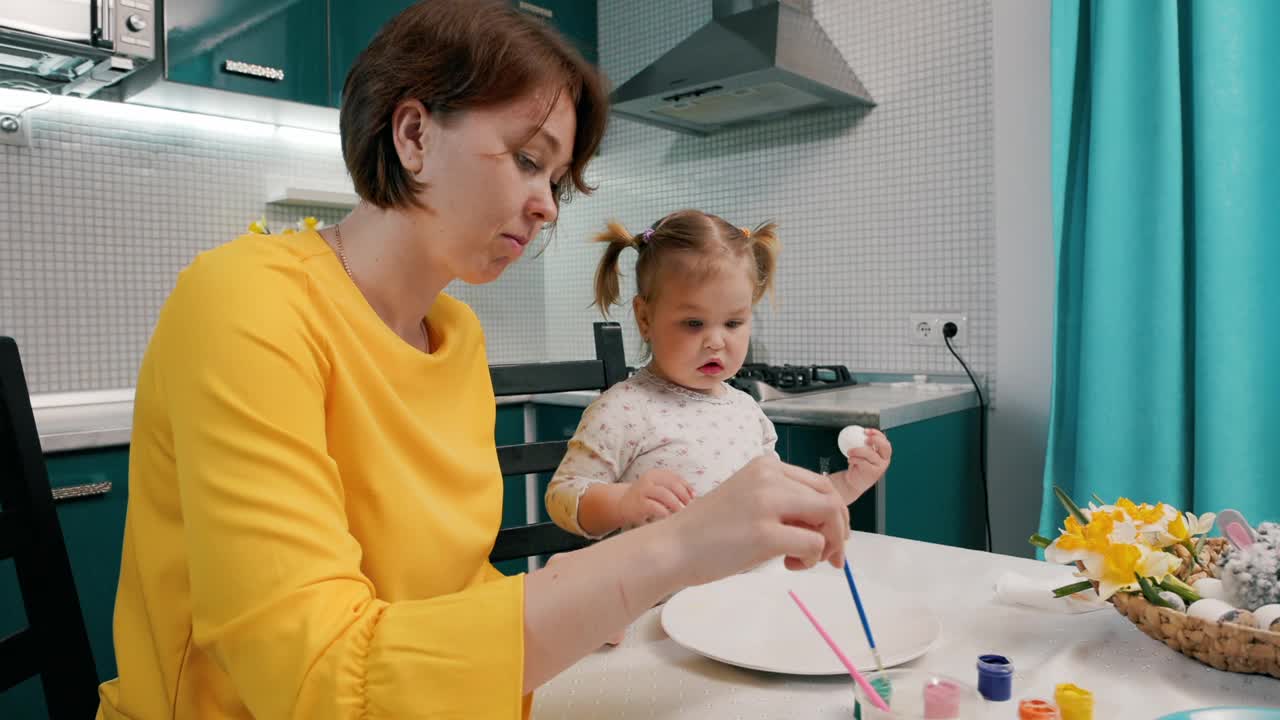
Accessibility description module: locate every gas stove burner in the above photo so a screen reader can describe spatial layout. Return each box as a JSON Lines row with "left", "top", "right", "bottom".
{"left": 728, "top": 363, "right": 857, "bottom": 401}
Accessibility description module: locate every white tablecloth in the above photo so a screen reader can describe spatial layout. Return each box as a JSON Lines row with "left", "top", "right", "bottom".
{"left": 532, "top": 531, "right": 1280, "bottom": 719}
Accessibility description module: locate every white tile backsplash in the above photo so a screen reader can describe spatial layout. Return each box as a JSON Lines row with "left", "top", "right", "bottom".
{"left": 1, "top": 0, "right": 994, "bottom": 399}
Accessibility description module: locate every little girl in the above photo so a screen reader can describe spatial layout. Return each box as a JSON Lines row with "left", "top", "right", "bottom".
{"left": 546, "top": 209, "right": 892, "bottom": 545}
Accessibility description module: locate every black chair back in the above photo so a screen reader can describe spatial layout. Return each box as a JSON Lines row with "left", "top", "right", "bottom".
{"left": 0, "top": 337, "right": 99, "bottom": 718}
{"left": 488, "top": 323, "right": 627, "bottom": 562}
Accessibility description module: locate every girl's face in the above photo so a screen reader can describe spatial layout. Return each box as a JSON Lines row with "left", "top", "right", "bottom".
{"left": 635, "top": 256, "right": 755, "bottom": 395}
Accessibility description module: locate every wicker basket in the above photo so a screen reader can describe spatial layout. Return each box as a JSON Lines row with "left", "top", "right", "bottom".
{"left": 1104, "top": 537, "right": 1280, "bottom": 679}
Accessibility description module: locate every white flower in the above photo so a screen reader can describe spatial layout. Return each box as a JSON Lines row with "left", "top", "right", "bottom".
{"left": 1184, "top": 511, "right": 1216, "bottom": 536}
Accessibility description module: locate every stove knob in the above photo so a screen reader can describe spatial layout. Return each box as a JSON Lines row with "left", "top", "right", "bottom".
{"left": 126, "top": 14, "right": 148, "bottom": 32}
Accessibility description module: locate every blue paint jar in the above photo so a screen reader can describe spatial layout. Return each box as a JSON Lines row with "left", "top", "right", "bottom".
{"left": 976, "top": 654, "right": 1013, "bottom": 701}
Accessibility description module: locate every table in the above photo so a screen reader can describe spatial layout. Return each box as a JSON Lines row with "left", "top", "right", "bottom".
{"left": 532, "top": 531, "right": 1280, "bottom": 718}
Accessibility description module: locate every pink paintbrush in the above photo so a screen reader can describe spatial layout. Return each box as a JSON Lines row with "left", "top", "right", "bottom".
{"left": 788, "top": 589, "right": 891, "bottom": 712}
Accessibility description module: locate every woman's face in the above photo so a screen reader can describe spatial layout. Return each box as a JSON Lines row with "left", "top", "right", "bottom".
{"left": 405, "top": 87, "right": 577, "bottom": 285}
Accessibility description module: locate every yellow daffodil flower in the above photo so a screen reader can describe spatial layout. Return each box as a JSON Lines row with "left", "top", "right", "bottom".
{"left": 1047, "top": 498, "right": 1186, "bottom": 600}
{"left": 1150, "top": 509, "right": 1216, "bottom": 548}
{"left": 1092, "top": 543, "right": 1182, "bottom": 600}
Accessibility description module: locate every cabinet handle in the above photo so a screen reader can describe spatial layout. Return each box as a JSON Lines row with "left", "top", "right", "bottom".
{"left": 51, "top": 481, "right": 112, "bottom": 503}
{"left": 223, "top": 60, "right": 285, "bottom": 82}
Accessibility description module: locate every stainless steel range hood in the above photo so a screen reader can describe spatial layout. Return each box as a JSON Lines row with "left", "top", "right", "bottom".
{"left": 610, "top": 0, "right": 874, "bottom": 136}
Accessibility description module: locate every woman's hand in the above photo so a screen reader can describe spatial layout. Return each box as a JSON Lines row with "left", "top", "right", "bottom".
{"left": 523, "top": 457, "right": 849, "bottom": 692}
{"left": 666, "top": 456, "right": 850, "bottom": 586}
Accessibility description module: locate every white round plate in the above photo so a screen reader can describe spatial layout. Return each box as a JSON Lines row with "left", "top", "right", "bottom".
{"left": 660, "top": 567, "right": 941, "bottom": 676}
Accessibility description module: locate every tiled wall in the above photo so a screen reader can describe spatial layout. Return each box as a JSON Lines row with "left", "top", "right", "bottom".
{"left": 2, "top": 0, "right": 994, "bottom": 396}
{"left": 0, "top": 91, "right": 542, "bottom": 393}
{"left": 549, "top": 0, "right": 996, "bottom": 394}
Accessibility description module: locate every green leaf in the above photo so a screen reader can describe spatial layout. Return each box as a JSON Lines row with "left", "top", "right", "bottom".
{"left": 1158, "top": 576, "right": 1201, "bottom": 604}
{"left": 1136, "top": 573, "right": 1172, "bottom": 607}
{"left": 1052, "top": 580, "right": 1094, "bottom": 598}
{"left": 1092, "top": 493, "right": 1106, "bottom": 506}
{"left": 1054, "top": 486, "right": 1089, "bottom": 526}
{"left": 1028, "top": 534, "right": 1053, "bottom": 549}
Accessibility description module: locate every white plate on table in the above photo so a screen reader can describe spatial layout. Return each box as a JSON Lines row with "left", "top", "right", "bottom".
{"left": 660, "top": 567, "right": 941, "bottom": 676}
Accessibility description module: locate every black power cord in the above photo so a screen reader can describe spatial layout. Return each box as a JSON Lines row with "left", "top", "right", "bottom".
{"left": 942, "top": 322, "right": 991, "bottom": 553}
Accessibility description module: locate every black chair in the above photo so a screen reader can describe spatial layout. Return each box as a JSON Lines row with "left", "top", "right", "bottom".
{"left": 488, "top": 322, "right": 628, "bottom": 563}
{"left": 0, "top": 338, "right": 99, "bottom": 718}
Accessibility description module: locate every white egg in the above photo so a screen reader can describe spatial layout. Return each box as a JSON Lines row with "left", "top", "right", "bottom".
{"left": 838, "top": 425, "right": 867, "bottom": 455}
{"left": 1186, "top": 598, "right": 1230, "bottom": 621}
{"left": 1254, "top": 604, "right": 1280, "bottom": 632}
{"left": 1187, "top": 598, "right": 1250, "bottom": 625}
{"left": 1192, "top": 578, "right": 1227, "bottom": 601}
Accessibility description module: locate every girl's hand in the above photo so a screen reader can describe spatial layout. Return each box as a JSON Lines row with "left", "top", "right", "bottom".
{"left": 617, "top": 469, "right": 695, "bottom": 527}
{"left": 832, "top": 428, "right": 892, "bottom": 505}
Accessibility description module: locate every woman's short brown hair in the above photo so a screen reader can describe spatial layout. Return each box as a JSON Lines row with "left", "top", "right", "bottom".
{"left": 340, "top": 0, "right": 609, "bottom": 210}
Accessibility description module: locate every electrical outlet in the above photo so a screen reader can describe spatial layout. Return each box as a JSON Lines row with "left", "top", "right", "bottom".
{"left": 908, "top": 313, "right": 968, "bottom": 347}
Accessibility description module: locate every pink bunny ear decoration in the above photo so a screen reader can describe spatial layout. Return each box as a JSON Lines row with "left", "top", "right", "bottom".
{"left": 1217, "top": 508, "right": 1257, "bottom": 549}
{"left": 1224, "top": 521, "right": 1254, "bottom": 549}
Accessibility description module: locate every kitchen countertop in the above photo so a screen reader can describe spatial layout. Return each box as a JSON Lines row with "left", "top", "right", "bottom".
{"left": 31, "top": 378, "right": 978, "bottom": 453}
{"left": 529, "top": 381, "right": 978, "bottom": 429}
{"left": 31, "top": 390, "right": 135, "bottom": 454}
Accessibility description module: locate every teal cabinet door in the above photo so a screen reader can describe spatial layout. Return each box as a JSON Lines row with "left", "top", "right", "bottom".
{"left": 780, "top": 424, "right": 842, "bottom": 475}
{"left": 512, "top": 0, "right": 598, "bottom": 66}
{"left": 0, "top": 447, "right": 130, "bottom": 719}
{"left": 494, "top": 404, "right": 530, "bottom": 576}
{"left": 166, "top": 0, "right": 329, "bottom": 105}
{"left": 772, "top": 421, "right": 792, "bottom": 463}
{"left": 882, "top": 409, "right": 984, "bottom": 550}
{"left": 328, "top": 0, "right": 418, "bottom": 107}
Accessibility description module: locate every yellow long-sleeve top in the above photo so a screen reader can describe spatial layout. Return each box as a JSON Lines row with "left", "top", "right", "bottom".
{"left": 98, "top": 230, "right": 529, "bottom": 719}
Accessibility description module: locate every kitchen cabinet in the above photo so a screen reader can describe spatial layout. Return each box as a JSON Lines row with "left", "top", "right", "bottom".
{"left": 880, "top": 408, "right": 985, "bottom": 551}
{"left": 330, "top": 1, "right": 597, "bottom": 109}
{"left": 156, "top": 0, "right": 596, "bottom": 114}
{"left": 512, "top": 0, "right": 599, "bottom": 66}
{"left": 332, "top": 0, "right": 600, "bottom": 108}
{"left": 328, "top": 0, "right": 418, "bottom": 107}
{"left": 0, "top": 447, "right": 130, "bottom": 719}
{"left": 165, "top": 0, "right": 330, "bottom": 105}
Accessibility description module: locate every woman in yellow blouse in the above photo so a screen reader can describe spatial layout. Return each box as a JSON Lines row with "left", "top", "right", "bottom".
{"left": 97, "top": 1, "right": 852, "bottom": 718}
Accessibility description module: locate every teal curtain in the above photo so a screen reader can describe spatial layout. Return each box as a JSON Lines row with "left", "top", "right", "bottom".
{"left": 1041, "top": 0, "right": 1280, "bottom": 537}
